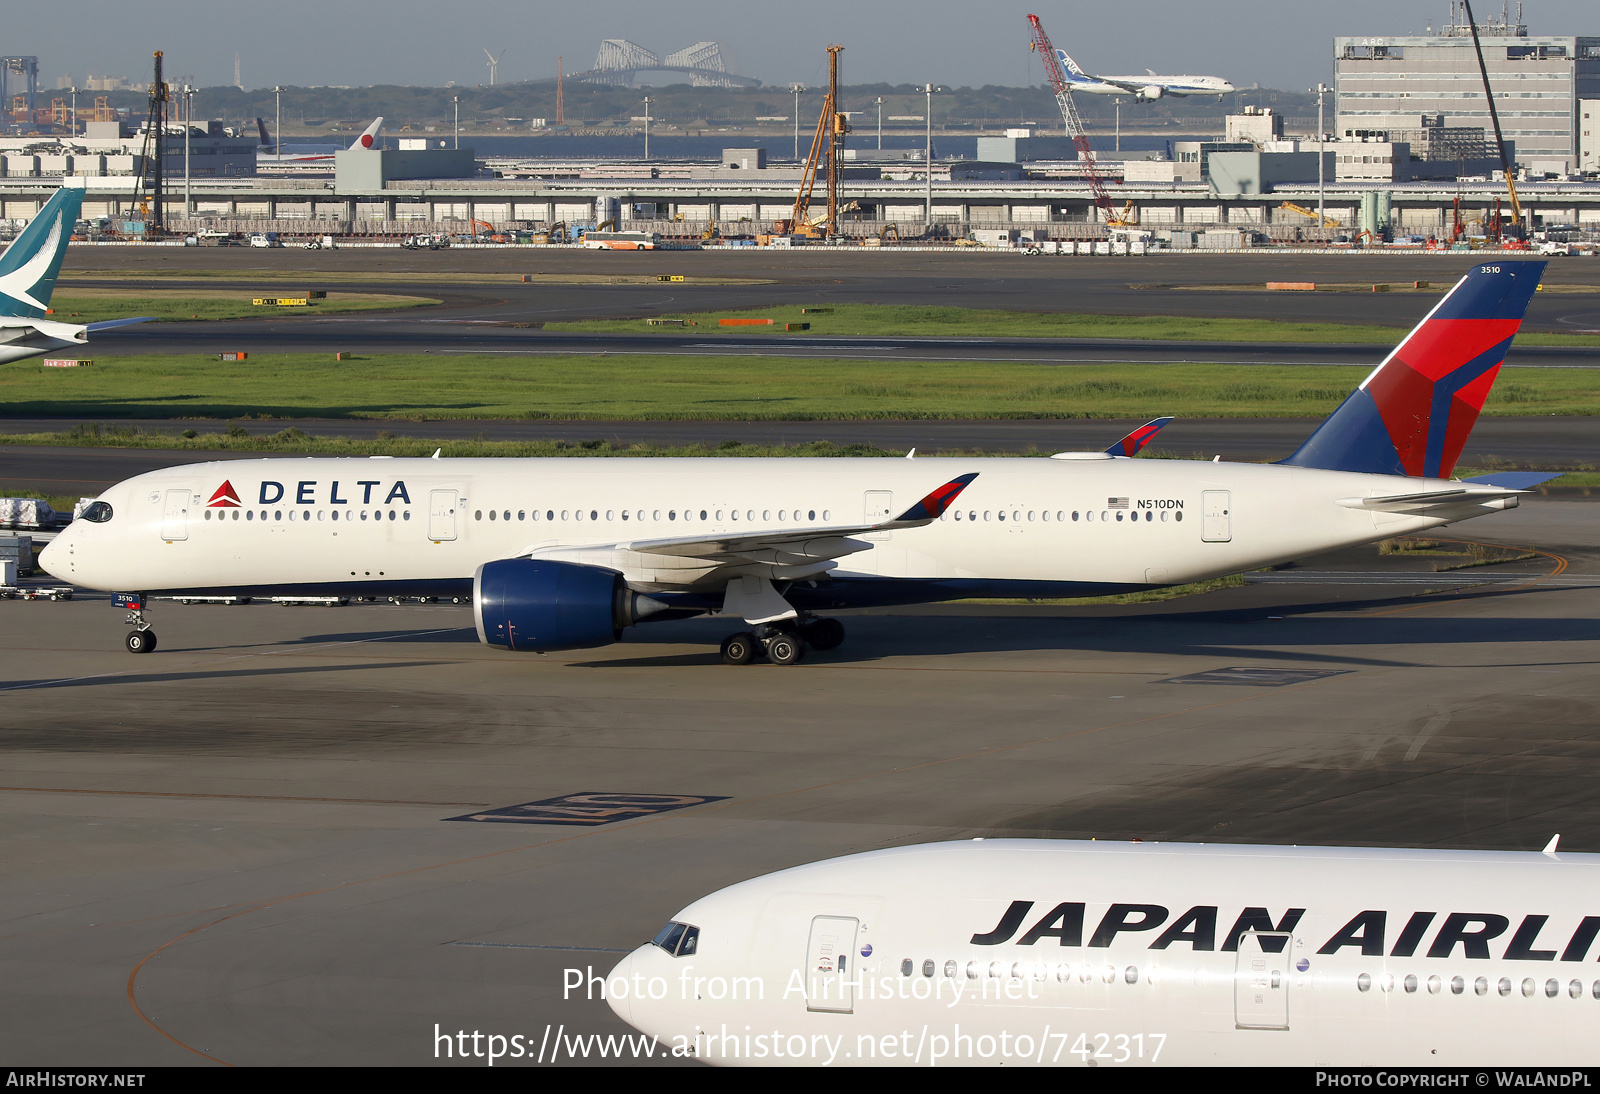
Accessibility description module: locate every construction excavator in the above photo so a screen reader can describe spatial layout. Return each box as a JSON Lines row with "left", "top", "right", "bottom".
{"left": 772, "top": 45, "right": 850, "bottom": 242}
{"left": 1279, "top": 201, "right": 1340, "bottom": 229}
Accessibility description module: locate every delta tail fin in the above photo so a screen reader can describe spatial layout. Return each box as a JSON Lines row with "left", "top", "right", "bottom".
{"left": 1279, "top": 262, "right": 1545, "bottom": 479}
{"left": 1107, "top": 417, "right": 1174, "bottom": 457}
{"left": 256, "top": 117, "right": 273, "bottom": 149}
{"left": 0, "top": 182, "right": 85, "bottom": 319}
{"left": 348, "top": 117, "right": 384, "bottom": 150}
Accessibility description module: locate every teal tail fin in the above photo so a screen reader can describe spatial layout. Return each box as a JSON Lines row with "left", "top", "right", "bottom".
{"left": 0, "top": 183, "right": 85, "bottom": 319}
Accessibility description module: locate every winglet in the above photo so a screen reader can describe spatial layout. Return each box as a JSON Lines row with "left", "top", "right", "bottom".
{"left": 1543, "top": 834, "right": 1560, "bottom": 855}
{"left": 1106, "top": 417, "right": 1174, "bottom": 457}
{"left": 894, "top": 473, "right": 977, "bottom": 522}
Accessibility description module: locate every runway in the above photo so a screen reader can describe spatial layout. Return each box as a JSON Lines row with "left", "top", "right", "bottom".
{"left": 2, "top": 496, "right": 1596, "bottom": 1065}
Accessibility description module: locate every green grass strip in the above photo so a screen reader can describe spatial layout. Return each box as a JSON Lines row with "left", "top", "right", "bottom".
{"left": 2, "top": 354, "right": 1596, "bottom": 420}
{"left": 546, "top": 302, "right": 1600, "bottom": 347}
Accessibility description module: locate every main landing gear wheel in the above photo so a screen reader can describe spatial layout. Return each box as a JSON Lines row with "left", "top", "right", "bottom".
{"left": 125, "top": 630, "right": 157, "bottom": 654}
{"left": 801, "top": 617, "right": 845, "bottom": 651}
{"left": 765, "top": 632, "right": 805, "bottom": 666}
{"left": 720, "top": 632, "right": 758, "bottom": 666}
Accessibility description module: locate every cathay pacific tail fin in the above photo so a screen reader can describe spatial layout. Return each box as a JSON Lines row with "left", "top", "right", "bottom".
{"left": 0, "top": 183, "right": 84, "bottom": 319}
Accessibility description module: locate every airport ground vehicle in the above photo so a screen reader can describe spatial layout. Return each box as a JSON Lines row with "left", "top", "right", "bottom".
{"left": 580, "top": 230, "right": 661, "bottom": 250}
{"left": 248, "top": 233, "right": 280, "bottom": 248}
{"left": 41, "top": 263, "right": 1553, "bottom": 660}
{"left": 606, "top": 836, "right": 1600, "bottom": 1065}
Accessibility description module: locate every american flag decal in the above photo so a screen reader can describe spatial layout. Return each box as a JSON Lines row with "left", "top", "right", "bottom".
{"left": 1107, "top": 497, "right": 1130, "bottom": 509}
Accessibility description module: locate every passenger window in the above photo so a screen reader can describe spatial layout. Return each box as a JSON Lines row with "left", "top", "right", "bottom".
{"left": 901, "top": 959, "right": 913, "bottom": 977}
{"left": 503, "top": 510, "right": 510, "bottom": 521}
{"left": 1570, "top": 980, "right": 1583, "bottom": 999}
{"left": 997, "top": 511, "right": 1005, "bottom": 522}
{"left": 823, "top": 510, "right": 830, "bottom": 521}
{"left": 716, "top": 510, "right": 724, "bottom": 521}
{"left": 1545, "top": 979, "right": 1559, "bottom": 998}
{"left": 653, "top": 510, "right": 661, "bottom": 520}
{"left": 922, "top": 960, "right": 934, "bottom": 977}
{"left": 1056, "top": 964, "right": 1071, "bottom": 983}
{"left": 1499, "top": 978, "right": 1512, "bottom": 997}
{"left": 984, "top": 511, "right": 992, "bottom": 521}
{"left": 747, "top": 510, "right": 755, "bottom": 520}
{"left": 944, "top": 960, "right": 957, "bottom": 978}
{"left": 1072, "top": 511, "right": 1079, "bottom": 522}
{"left": 1522, "top": 978, "right": 1535, "bottom": 998}
{"left": 1477, "top": 977, "right": 1489, "bottom": 996}
{"left": 576, "top": 510, "right": 584, "bottom": 522}
{"left": 1381, "top": 973, "right": 1394, "bottom": 992}
{"left": 1041, "top": 511, "right": 1050, "bottom": 522}
{"left": 289, "top": 511, "right": 296, "bottom": 522}
{"left": 1115, "top": 512, "right": 1124, "bottom": 522}
{"left": 1451, "top": 976, "right": 1464, "bottom": 995}
{"left": 1176, "top": 511, "right": 1184, "bottom": 522}
{"left": 1028, "top": 511, "right": 1035, "bottom": 522}
{"left": 474, "top": 510, "right": 482, "bottom": 521}
{"left": 403, "top": 511, "right": 410, "bottom": 521}
{"left": 1125, "top": 966, "right": 1138, "bottom": 985}
{"left": 518, "top": 511, "right": 525, "bottom": 521}
{"left": 606, "top": 510, "right": 614, "bottom": 521}
{"left": 954, "top": 511, "right": 962, "bottom": 521}
{"left": 275, "top": 510, "right": 283, "bottom": 521}
{"left": 1357, "top": 973, "right": 1371, "bottom": 992}
{"left": 669, "top": 510, "right": 676, "bottom": 521}
{"left": 489, "top": 510, "right": 497, "bottom": 521}
{"left": 1404, "top": 974, "right": 1417, "bottom": 993}
{"left": 247, "top": 510, "right": 254, "bottom": 521}
{"left": 966, "top": 961, "right": 979, "bottom": 980}
{"left": 778, "top": 510, "right": 786, "bottom": 521}
{"left": 622, "top": 511, "right": 630, "bottom": 521}
{"left": 562, "top": 510, "right": 570, "bottom": 520}
{"left": 700, "top": 510, "right": 707, "bottom": 521}
{"left": 1101, "top": 965, "right": 1116, "bottom": 984}
{"left": 1427, "top": 975, "right": 1441, "bottom": 995}
{"left": 591, "top": 510, "right": 598, "bottom": 521}
{"left": 808, "top": 510, "right": 816, "bottom": 520}
{"left": 730, "top": 510, "right": 738, "bottom": 521}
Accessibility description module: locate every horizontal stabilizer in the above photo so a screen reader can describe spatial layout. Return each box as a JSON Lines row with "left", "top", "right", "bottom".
{"left": 86, "top": 317, "right": 156, "bottom": 332}
{"left": 1336, "top": 481, "right": 1526, "bottom": 515}
{"left": 1464, "top": 472, "right": 1564, "bottom": 490}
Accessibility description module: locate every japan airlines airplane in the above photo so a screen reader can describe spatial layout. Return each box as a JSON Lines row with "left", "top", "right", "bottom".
{"left": 257, "top": 117, "right": 384, "bottom": 164}
{"left": 604, "top": 837, "right": 1599, "bottom": 1066}
{"left": 42, "top": 262, "right": 1552, "bottom": 659}
{"left": 1055, "top": 48, "right": 1234, "bottom": 100}
{"left": 0, "top": 183, "right": 150, "bottom": 366}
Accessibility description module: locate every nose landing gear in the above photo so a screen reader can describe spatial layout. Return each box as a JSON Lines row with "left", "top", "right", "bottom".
{"left": 116, "top": 592, "right": 157, "bottom": 654}
{"left": 718, "top": 615, "right": 844, "bottom": 666}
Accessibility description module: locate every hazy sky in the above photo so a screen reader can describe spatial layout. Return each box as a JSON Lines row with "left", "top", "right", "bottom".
{"left": 14, "top": 0, "right": 1596, "bottom": 91}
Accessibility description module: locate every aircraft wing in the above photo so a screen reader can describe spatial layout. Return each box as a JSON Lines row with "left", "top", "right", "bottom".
{"left": 527, "top": 474, "right": 978, "bottom": 569}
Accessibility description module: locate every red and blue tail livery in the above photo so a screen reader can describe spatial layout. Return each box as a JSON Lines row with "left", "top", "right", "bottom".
{"left": 1106, "top": 416, "right": 1174, "bottom": 457}
{"left": 1281, "top": 261, "right": 1545, "bottom": 479}
{"left": 894, "top": 473, "right": 979, "bottom": 522}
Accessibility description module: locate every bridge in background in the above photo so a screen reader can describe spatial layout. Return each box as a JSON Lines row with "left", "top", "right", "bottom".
{"left": 576, "top": 40, "right": 760, "bottom": 88}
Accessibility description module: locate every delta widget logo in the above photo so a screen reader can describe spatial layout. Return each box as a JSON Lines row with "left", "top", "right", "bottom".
{"left": 207, "top": 481, "right": 241, "bottom": 508}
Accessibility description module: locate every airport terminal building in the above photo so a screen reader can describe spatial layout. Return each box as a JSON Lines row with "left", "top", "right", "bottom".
{"left": 1333, "top": 16, "right": 1600, "bottom": 174}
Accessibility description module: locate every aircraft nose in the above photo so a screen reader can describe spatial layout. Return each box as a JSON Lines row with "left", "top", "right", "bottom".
{"left": 37, "top": 535, "right": 66, "bottom": 580}
{"left": 606, "top": 950, "right": 635, "bottom": 1027}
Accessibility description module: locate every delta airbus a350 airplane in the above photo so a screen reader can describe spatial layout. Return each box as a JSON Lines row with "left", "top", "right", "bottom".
{"left": 604, "top": 837, "right": 1600, "bottom": 1066}
{"left": 42, "top": 262, "right": 1551, "bottom": 660}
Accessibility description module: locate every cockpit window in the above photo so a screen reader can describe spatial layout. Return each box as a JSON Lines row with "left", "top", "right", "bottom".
{"left": 80, "top": 501, "right": 113, "bottom": 523}
{"left": 651, "top": 921, "right": 700, "bottom": 957}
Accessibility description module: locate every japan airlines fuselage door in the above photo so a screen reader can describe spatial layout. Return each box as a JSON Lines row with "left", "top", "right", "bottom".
{"left": 1202, "top": 490, "right": 1232, "bottom": 543}
{"left": 805, "top": 916, "right": 859, "bottom": 1013}
{"left": 160, "top": 488, "right": 192, "bottom": 542}
{"left": 429, "top": 488, "right": 458, "bottom": 542}
{"left": 1234, "top": 930, "right": 1291, "bottom": 1030}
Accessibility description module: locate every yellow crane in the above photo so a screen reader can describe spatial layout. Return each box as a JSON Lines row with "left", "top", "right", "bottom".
{"left": 776, "top": 45, "right": 849, "bottom": 240}
{"left": 1280, "top": 201, "right": 1341, "bottom": 229}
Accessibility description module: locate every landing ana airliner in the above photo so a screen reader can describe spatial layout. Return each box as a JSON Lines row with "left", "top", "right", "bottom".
{"left": 1055, "top": 48, "right": 1234, "bottom": 100}
{"left": 0, "top": 183, "right": 149, "bottom": 366}
{"left": 605, "top": 837, "right": 1599, "bottom": 1065}
{"left": 42, "top": 260, "right": 1551, "bottom": 660}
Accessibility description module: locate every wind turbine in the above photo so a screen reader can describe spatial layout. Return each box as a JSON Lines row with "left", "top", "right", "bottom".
{"left": 484, "top": 48, "right": 505, "bottom": 86}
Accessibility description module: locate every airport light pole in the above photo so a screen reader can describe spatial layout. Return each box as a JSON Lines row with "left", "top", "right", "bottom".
{"left": 69, "top": 86, "right": 77, "bottom": 136}
{"left": 921, "top": 84, "right": 941, "bottom": 228}
{"left": 1314, "top": 82, "right": 1330, "bottom": 229}
{"left": 1114, "top": 98, "right": 1123, "bottom": 154}
{"left": 789, "top": 84, "right": 805, "bottom": 161}
{"left": 181, "top": 85, "right": 194, "bottom": 215}
{"left": 272, "top": 86, "right": 284, "bottom": 161}
{"left": 453, "top": 95, "right": 460, "bottom": 149}
{"left": 641, "top": 95, "right": 651, "bottom": 160}
{"left": 874, "top": 96, "right": 884, "bottom": 151}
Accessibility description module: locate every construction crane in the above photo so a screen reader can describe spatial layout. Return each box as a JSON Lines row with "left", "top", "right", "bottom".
{"left": 777, "top": 45, "right": 849, "bottom": 240}
{"left": 1027, "top": 14, "right": 1134, "bottom": 228}
{"left": 1460, "top": 0, "right": 1524, "bottom": 238}
{"left": 130, "top": 51, "right": 168, "bottom": 236}
{"left": 1280, "top": 201, "right": 1341, "bottom": 229}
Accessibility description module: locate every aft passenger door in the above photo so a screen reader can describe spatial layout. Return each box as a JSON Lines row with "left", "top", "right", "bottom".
{"left": 428, "top": 489, "right": 459, "bottom": 542}
{"left": 1202, "top": 490, "right": 1232, "bottom": 543}
{"left": 804, "top": 916, "right": 859, "bottom": 1014}
{"left": 1234, "top": 930, "right": 1290, "bottom": 1030}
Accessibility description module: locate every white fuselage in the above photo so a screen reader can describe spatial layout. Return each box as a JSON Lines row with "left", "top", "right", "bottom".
{"left": 42, "top": 455, "right": 1482, "bottom": 599}
{"left": 606, "top": 840, "right": 1600, "bottom": 1066}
